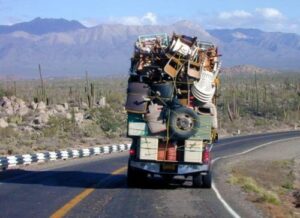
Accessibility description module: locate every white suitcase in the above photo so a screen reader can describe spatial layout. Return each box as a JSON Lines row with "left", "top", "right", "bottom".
{"left": 139, "top": 137, "right": 159, "bottom": 161}
{"left": 184, "top": 140, "right": 203, "bottom": 163}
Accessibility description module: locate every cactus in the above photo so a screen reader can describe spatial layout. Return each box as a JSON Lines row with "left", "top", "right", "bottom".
{"left": 84, "top": 71, "right": 96, "bottom": 108}
{"left": 34, "top": 64, "right": 49, "bottom": 104}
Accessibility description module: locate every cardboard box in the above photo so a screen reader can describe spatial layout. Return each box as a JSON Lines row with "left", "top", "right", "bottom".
{"left": 139, "top": 137, "right": 158, "bottom": 161}
{"left": 184, "top": 140, "right": 203, "bottom": 163}
{"left": 127, "top": 113, "right": 148, "bottom": 136}
{"left": 128, "top": 122, "right": 148, "bottom": 136}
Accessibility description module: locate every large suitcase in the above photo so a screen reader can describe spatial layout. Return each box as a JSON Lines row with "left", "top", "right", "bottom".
{"left": 127, "top": 113, "right": 148, "bottom": 136}
{"left": 184, "top": 140, "right": 203, "bottom": 163}
{"left": 139, "top": 137, "right": 159, "bottom": 161}
{"left": 125, "top": 82, "right": 150, "bottom": 114}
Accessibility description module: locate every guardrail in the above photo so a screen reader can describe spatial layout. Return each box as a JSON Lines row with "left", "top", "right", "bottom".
{"left": 0, "top": 144, "right": 131, "bottom": 169}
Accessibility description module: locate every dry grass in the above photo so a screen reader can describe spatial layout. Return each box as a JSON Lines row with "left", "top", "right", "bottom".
{"left": 229, "top": 174, "right": 280, "bottom": 205}
{"left": 0, "top": 73, "right": 299, "bottom": 155}
{"left": 228, "top": 159, "right": 300, "bottom": 217}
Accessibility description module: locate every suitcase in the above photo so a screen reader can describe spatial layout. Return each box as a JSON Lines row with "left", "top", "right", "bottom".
{"left": 184, "top": 140, "right": 203, "bottom": 163}
{"left": 139, "top": 137, "right": 159, "bottom": 161}
{"left": 125, "top": 82, "right": 150, "bottom": 114}
{"left": 127, "top": 113, "right": 148, "bottom": 136}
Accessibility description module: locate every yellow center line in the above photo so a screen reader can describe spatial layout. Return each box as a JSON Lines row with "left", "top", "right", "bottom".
{"left": 50, "top": 166, "right": 127, "bottom": 218}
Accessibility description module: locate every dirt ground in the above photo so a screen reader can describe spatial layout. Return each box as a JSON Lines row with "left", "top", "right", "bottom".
{"left": 214, "top": 137, "right": 300, "bottom": 218}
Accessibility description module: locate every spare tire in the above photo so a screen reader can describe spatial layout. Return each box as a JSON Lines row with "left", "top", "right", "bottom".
{"left": 169, "top": 107, "right": 200, "bottom": 140}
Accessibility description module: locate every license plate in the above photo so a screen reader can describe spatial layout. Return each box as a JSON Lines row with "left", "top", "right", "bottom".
{"left": 161, "top": 163, "right": 177, "bottom": 172}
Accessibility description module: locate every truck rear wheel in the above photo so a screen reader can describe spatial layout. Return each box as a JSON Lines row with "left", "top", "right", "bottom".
{"left": 193, "top": 173, "right": 202, "bottom": 188}
{"left": 127, "top": 166, "right": 137, "bottom": 187}
{"left": 127, "top": 163, "right": 147, "bottom": 187}
{"left": 202, "top": 172, "right": 212, "bottom": 189}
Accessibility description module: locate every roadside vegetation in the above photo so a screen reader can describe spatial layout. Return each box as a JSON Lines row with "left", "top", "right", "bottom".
{"left": 228, "top": 159, "right": 300, "bottom": 217}
{"left": 0, "top": 72, "right": 299, "bottom": 155}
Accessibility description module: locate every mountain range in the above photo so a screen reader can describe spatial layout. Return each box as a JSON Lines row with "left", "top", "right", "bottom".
{"left": 0, "top": 18, "right": 299, "bottom": 78}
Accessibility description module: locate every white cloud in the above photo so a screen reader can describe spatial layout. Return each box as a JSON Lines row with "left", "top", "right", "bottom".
{"left": 232, "top": 32, "right": 250, "bottom": 39}
{"left": 106, "top": 12, "right": 158, "bottom": 26}
{"left": 205, "top": 8, "right": 300, "bottom": 34}
{"left": 81, "top": 12, "right": 158, "bottom": 27}
{"left": 219, "top": 10, "right": 252, "bottom": 20}
{"left": 81, "top": 18, "right": 102, "bottom": 27}
{"left": 120, "top": 12, "right": 157, "bottom": 25}
{"left": 3, "top": 16, "right": 24, "bottom": 25}
{"left": 255, "top": 8, "right": 284, "bottom": 20}
{"left": 119, "top": 16, "right": 141, "bottom": 25}
{"left": 142, "top": 12, "right": 157, "bottom": 25}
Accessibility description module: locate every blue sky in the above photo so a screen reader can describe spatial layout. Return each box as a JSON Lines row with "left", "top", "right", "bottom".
{"left": 1, "top": 0, "right": 300, "bottom": 33}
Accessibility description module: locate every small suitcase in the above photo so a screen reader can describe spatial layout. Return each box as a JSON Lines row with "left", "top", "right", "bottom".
{"left": 125, "top": 82, "right": 150, "bottom": 114}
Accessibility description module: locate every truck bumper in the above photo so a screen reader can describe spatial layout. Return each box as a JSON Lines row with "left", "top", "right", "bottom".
{"left": 129, "top": 160, "right": 209, "bottom": 175}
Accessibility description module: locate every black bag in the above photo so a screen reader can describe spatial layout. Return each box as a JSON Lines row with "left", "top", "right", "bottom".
{"left": 150, "top": 82, "right": 174, "bottom": 101}
{"left": 125, "top": 82, "right": 150, "bottom": 114}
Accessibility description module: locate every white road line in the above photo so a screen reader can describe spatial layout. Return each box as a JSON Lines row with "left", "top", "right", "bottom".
{"left": 212, "top": 182, "right": 240, "bottom": 218}
{"left": 211, "top": 136, "right": 300, "bottom": 218}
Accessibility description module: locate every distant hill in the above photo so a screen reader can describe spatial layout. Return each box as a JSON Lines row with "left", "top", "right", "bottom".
{"left": 0, "top": 17, "right": 86, "bottom": 35}
{"left": 208, "top": 28, "right": 300, "bottom": 70}
{"left": 0, "top": 19, "right": 300, "bottom": 78}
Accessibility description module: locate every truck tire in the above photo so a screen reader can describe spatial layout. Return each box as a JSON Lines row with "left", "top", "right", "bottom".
{"left": 169, "top": 107, "right": 200, "bottom": 140}
{"left": 193, "top": 173, "right": 202, "bottom": 188}
{"left": 202, "top": 172, "right": 212, "bottom": 189}
{"left": 127, "top": 166, "right": 138, "bottom": 187}
{"left": 127, "top": 162, "right": 147, "bottom": 187}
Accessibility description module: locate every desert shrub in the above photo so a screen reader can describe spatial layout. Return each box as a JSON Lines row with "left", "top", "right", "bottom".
{"left": 0, "top": 127, "right": 18, "bottom": 138}
{"left": 89, "top": 107, "right": 126, "bottom": 138}
{"left": 81, "top": 122, "right": 104, "bottom": 137}
{"left": 8, "top": 115, "right": 23, "bottom": 124}
{"left": 0, "top": 86, "right": 5, "bottom": 98}
{"left": 42, "top": 116, "right": 78, "bottom": 138}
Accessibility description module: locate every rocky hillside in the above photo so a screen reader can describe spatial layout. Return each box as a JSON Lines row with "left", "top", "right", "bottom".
{"left": 0, "top": 95, "right": 119, "bottom": 155}
{"left": 0, "top": 96, "right": 87, "bottom": 132}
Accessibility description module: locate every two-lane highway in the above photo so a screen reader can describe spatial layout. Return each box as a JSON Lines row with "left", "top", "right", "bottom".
{"left": 0, "top": 131, "right": 299, "bottom": 218}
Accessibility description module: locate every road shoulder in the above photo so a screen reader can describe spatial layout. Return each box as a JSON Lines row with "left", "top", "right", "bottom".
{"left": 213, "top": 137, "right": 300, "bottom": 218}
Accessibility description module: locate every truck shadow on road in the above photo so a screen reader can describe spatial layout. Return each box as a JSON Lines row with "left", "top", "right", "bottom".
{"left": 0, "top": 169, "right": 197, "bottom": 190}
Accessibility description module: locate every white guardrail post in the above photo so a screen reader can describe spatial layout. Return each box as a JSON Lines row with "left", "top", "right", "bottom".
{"left": 0, "top": 143, "right": 131, "bottom": 169}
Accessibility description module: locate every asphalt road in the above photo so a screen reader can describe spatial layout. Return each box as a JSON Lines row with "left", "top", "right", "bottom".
{"left": 0, "top": 131, "right": 299, "bottom": 218}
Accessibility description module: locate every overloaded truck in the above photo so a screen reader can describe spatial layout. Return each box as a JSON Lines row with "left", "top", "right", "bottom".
{"left": 125, "top": 33, "right": 220, "bottom": 188}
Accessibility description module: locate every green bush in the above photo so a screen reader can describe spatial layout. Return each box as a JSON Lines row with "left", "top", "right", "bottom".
{"left": 8, "top": 115, "right": 23, "bottom": 124}
{"left": 42, "top": 116, "right": 77, "bottom": 138}
{"left": 89, "top": 107, "right": 126, "bottom": 138}
{"left": 0, "top": 86, "right": 5, "bottom": 98}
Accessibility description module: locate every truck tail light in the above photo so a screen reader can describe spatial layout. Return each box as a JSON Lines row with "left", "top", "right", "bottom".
{"left": 129, "top": 149, "right": 136, "bottom": 156}
{"left": 202, "top": 148, "right": 210, "bottom": 164}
